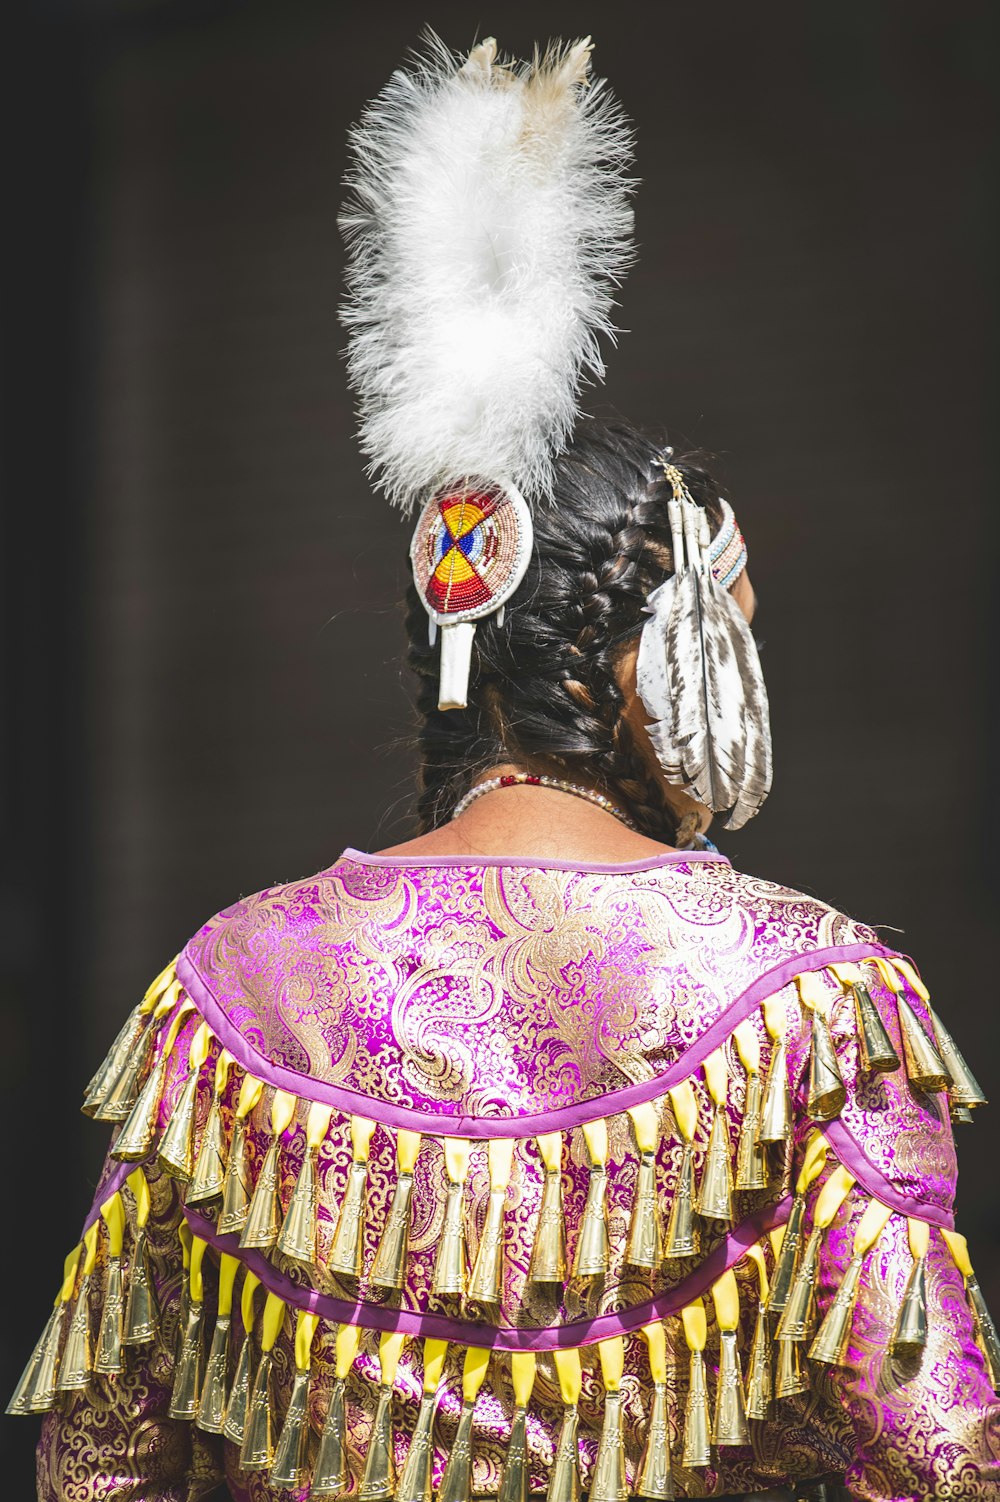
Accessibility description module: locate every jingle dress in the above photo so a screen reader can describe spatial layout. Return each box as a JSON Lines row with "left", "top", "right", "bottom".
{"left": 16, "top": 847, "right": 1000, "bottom": 1500}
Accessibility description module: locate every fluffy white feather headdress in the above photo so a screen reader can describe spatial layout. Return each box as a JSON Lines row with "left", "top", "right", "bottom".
{"left": 339, "top": 33, "right": 635, "bottom": 513}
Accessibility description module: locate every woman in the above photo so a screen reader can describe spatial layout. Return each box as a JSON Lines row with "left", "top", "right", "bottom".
{"left": 14, "top": 35, "right": 999, "bottom": 1502}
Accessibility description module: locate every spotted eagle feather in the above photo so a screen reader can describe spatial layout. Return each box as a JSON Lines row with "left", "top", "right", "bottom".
{"left": 339, "top": 32, "right": 635, "bottom": 513}
{"left": 636, "top": 572, "right": 773, "bottom": 830}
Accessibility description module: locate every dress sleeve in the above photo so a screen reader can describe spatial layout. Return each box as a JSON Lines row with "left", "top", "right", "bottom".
{"left": 14, "top": 964, "right": 226, "bottom": 1501}
{"left": 784, "top": 956, "right": 1000, "bottom": 1500}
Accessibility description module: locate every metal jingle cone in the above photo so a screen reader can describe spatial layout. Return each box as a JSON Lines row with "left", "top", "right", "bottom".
{"left": 159, "top": 1068, "right": 201, "bottom": 1180}
{"left": 270, "top": 1365, "right": 312, "bottom": 1489}
{"left": 329, "top": 1159, "right": 369, "bottom": 1278}
{"left": 665, "top": 1143, "right": 699, "bottom": 1259}
{"left": 113, "top": 1052, "right": 168, "bottom": 1162}
{"left": 571, "top": 1165, "right": 610, "bottom": 1280}
{"left": 371, "top": 1172, "right": 415, "bottom": 1291}
{"left": 7, "top": 1303, "right": 63, "bottom": 1415}
{"left": 187, "top": 1097, "right": 228, "bottom": 1204}
{"left": 57, "top": 1275, "right": 94, "bottom": 1392}
{"left": 852, "top": 985, "right": 900, "bottom": 1074}
{"left": 396, "top": 1391, "right": 438, "bottom": 1502}
{"left": 744, "top": 1302, "right": 772, "bottom": 1420}
{"left": 695, "top": 1105, "right": 733, "bottom": 1225}
{"left": 712, "top": 1328, "right": 749, "bottom": 1447}
{"left": 767, "top": 1196, "right": 805, "bottom": 1317}
{"left": 94, "top": 1016, "right": 156, "bottom": 1122}
{"left": 313, "top": 1375, "right": 350, "bottom": 1496}
{"left": 169, "top": 1299, "right": 205, "bottom": 1419}
{"left": 967, "top": 1277, "right": 1000, "bottom": 1384}
{"left": 124, "top": 1229, "right": 157, "bottom": 1344}
{"left": 240, "top": 1350, "right": 276, "bottom": 1472}
{"left": 589, "top": 1389, "right": 628, "bottom": 1502}
{"left": 809, "top": 1254, "right": 863, "bottom": 1366}
{"left": 897, "top": 996, "right": 949, "bottom": 1093}
{"left": 196, "top": 1313, "right": 232, "bottom": 1434}
{"left": 774, "top": 1335, "right": 807, "bottom": 1400}
{"left": 626, "top": 1151, "right": 663, "bottom": 1269}
{"left": 240, "top": 1139, "right": 283, "bottom": 1251}
{"left": 222, "top": 1332, "right": 254, "bottom": 1446}
{"left": 680, "top": 1349, "right": 711, "bottom": 1469}
{"left": 929, "top": 1006, "right": 988, "bottom": 1108}
{"left": 277, "top": 1148, "right": 318, "bottom": 1265}
{"left": 358, "top": 1383, "right": 397, "bottom": 1501}
{"left": 546, "top": 1403, "right": 581, "bottom": 1502}
{"left": 635, "top": 1382, "right": 674, "bottom": 1499}
{"left": 95, "top": 1256, "right": 125, "bottom": 1375}
{"left": 218, "top": 1118, "right": 252, "bottom": 1235}
{"left": 806, "top": 1010, "right": 846, "bottom": 1121}
{"left": 891, "top": 1255, "right": 928, "bottom": 1356}
{"left": 498, "top": 1404, "right": 529, "bottom": 1502}
{"left": 83, "top": 1005, "right": 144, "bottom": 1116}
{"left": 759, "top": 1034, "right": 792, "bottom": 1145}
{"left": 468, "top": 1186, "right": 508, "bottom": 1304}
{"left": 437, "top": 1398, "right": 476, "bottom": 1502}
{"left": 432, "top": 1179, "right": 468, "bottom": 1297}
{"left": 735, "top": 1072, "right": 768, "bottom": 1191}
{"left": 952, "top": 1102, "right": 975, "bottom": 1125}
{"left": 529, "top": 1168, "right": 566, "bottom": 1285}
{"left": 776, "top": 1228, "right": 822, "bottom": 1343}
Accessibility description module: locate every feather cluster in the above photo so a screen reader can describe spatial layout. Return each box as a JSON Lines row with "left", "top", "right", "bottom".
{"left": 339, "top": 33, "right": 635, "bottom": 513}
{"left": 636, "top": 572, "right": 773, "bottom": 830}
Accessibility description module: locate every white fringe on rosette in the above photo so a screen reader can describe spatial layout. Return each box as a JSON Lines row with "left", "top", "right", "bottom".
{"left": 339, "top": 32, "right": 636, "bottom": 513}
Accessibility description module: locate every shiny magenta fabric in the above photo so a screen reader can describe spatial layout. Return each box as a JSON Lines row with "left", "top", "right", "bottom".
{"left": 34, "top": 850, "right": 1000, "bottom": 1499}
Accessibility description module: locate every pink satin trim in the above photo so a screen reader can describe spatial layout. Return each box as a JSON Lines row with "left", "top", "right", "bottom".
{"left": 823, "top": 1117, "right": 955, "bottom": 1229}
{"left": 341, "top": 847, "right": 731, "bottom": 873}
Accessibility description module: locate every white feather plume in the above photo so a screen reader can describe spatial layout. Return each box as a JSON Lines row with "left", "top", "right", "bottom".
{"left": 339, "top": 33, "right": 635, "bottom": 512}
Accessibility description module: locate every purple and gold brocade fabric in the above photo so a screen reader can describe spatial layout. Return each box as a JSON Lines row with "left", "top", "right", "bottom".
{"left": 32, "top": 850, "right": 1000, "bottom": 1499}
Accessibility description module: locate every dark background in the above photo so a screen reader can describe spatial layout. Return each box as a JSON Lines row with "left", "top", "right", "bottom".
{"left": 2, "top": 0, "right": 996, "bottom": 1487}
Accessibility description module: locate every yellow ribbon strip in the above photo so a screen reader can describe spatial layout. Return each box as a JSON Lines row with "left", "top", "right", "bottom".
{"left": 681, "top": 1298, "right": 707, "bottom": 1352}
{"left": 444, "top": 1138, "right": 472, "bottom": 1183}
{"left": 872, "top": 957, "right": 900, "bottom": 994}
{"left": 734, "top": 1019, "right": 760, "bottom": 1075}
{"left": 908, "top": 1217, "right": 930, "bottom": 1260}
{"left": 828, "top": 961, "right": 863, "bottom": 989}
{"left": 179, "top": 1220, "right": 192, "bottom": 1269}
{"left": 598, "top": 1336, "right": 624, "bottom": 1391}
{"left": 141, "top": 958, "right": 177, "bottom": 1013}
{"left": 511, "top": 1351, "right": 536, "bottom": 1406}
{"left": 81, "top": 1222, "right": 99, "bottom": 1278}
{"left": 536, "top": 1132, "right": 562, "bottom": 1173}
{"left": 271, "top": 1090, "right": 297, "bottom": 1137}
{"left": 100, "top": 1194, "right": 126, "bottom": 1258}
{"left": 214, "top": 1049, "right": 233, "bottom": 1095}
{"left": 351, "top": 1116, "right": 377, "bottom": 1160}
{"left": 240, "top": 1271, "right": 261, "bottom": 1332}
{"left": 797, "top": 970, "right": 834, "bottom": 1014}
{"left": 581, "top": 1120, "right": 607, "bottom": 1168}
{"left": 745, "top": 1241, "right": 769, "bottom": 1301}
{"left": 306, "top": 1101, "right": 333, "bottom": 1150}
{"left": 126, "top": 1167, "right": 151, "bottom": 1229}
{"left": 853, "top": 1198, "right": 893, "bottom": 1256}
{"left": 461, "top": 1347, "right": 491, "bottom": 1402}
{"left": 59, "top": 1245, "right": 83, "bottom": 1304}
{"left": 260, "top": 1291, "right": 286, "bottom": 1352}
{"left": 641, "top": 1321, "right": 667, "bottom": 1383}
{"left": 188, "top": 1022, "right": 212, "bottom": 1072}
{"left": 378, "top": 1329, "right": 406, "bottom": 1385}
{"left": 626, "top": 1101, "right": 659, "bottom": 1154}
{"left": 154, "top": 978, "right": 183, "bottom": 1020}
{"left": 189, "top": 1236, "right": 207, "bottom": 1302}
{"left": 553, "top": 1347, "right": 582, "bottom": 1405}
{"left": 162, "top": 1001, "right": 196, "bottom": 1056}
{"left": 422, "top": 1338, "right": 448, "bottom": 1393}
{"left": 763, "top": 991, "right": 788, "bottom": 1040}
{"left": 814, "top": 1165, "right": 855, "bottom": 1227}
{"left": 295, "top": 1310, "right": 320, "bottom": 1371}
{"left": 398, "top": 1129, "right": 422, "bottom": 1175}
{"left": 217, "top": 1254, "right": 240, "bottom": 1317}
{"left": 236, "top": 1075, "right": 264, "bottom": 1119}
{"left": 703, "top": 1047, "right": 728, "bottom": 1107}
{"left": 942, "top": 1228, "right": 973, "bottom": 1278}
{"left": 892, "top": 957, "right": 929, "bottom": 1002}
{"left": 668, "top": 1080, "right": 698, "bottom": 1143}
{"left": 711, "top": 1268, "right": 740, "bottom": 1331}
{"left": 795, "top": 1132, "right": 828, "bottom": 1196}
{"left": 335, "top": 1321, "right": 362, "bottom": 1379}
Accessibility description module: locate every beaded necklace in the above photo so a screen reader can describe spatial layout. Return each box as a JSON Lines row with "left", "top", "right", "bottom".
{"left": 451, "top": 772, "right": 636, "bottom": 830}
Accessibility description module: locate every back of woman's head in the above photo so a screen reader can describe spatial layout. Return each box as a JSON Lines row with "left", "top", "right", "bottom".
{"left": 405, "top": 418, "right": 725, "bottom": 839}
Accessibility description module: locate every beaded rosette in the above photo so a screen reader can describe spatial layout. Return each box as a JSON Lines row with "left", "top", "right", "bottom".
{"left": 409, "top": 481, "right": 534, "bottom": 710}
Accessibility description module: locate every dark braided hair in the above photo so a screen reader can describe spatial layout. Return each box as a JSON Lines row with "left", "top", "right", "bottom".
{"left": 406, "top": 418, "right": 725, "bottom": 841}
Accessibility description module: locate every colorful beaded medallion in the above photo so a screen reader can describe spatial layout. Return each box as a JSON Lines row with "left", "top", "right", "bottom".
{"left": 409, "top": 479, "right": 533, "bottom": 626}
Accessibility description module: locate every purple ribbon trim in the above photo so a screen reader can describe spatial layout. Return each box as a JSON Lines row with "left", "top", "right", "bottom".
{"left": 82, "top": 1159, "right": 134, "bottom": 1234}
{"left": 822, "top": 1118, "right": 955, "bottom": 1230}
{"left": 176, "top": 940, "right": 901, "bottom": 1139}
{"left": 340, "top": 847, "right": 731, "bottom": 874}
{"left": 183, "top": 1197, "right": 792, "bottom": 1352}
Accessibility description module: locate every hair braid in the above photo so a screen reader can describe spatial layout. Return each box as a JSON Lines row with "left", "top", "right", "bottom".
{"left": 404, "top": 418, "right": 725, "bottom": 838}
